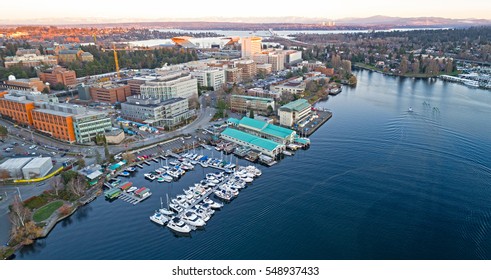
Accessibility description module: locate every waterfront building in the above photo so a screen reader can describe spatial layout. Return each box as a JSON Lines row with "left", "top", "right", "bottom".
{"left": 230, "top": 116, "right": 297, "bottom": 145}
{"left": 279, "top": 99, "right": 311, "bottom": 127}
{"left": 4, "top": 54, "right": 57, "bottom": 68}
{"left": 271, "top": 77, "right": 306, "bottom": 95}
{"left": 230, "top": 95, "right": 275, "bottom": 116}
{"left": 90, "top": 82, "right": 131, "bottom": 104}
{"left": 191, "top": 68, "right": 225, "bottom": 90}
{"left": 140, "top": 72, "right": 198, "bottom": 101}
{"left": 245, "top": 88, "right": 280, "bottom": 100}
{"left": 241, "top": 36, "right": 262, "bottom": 59}
{"left": 236, "top": 60, "right": 257, "bottom": 81}
{"left": 121, "top": 95, "right": 192, "bottom": 128}
{"left": 38, "top": 66, "right": 77, "bottom": 87}
{"left": 4, "top": 77, "right": 47, "bottom": 92}
{"left": 220, "top": 127, "right": 284, "bottom": 158}
{"left": 22, "top": 157, "right": 53, "bottom": 179}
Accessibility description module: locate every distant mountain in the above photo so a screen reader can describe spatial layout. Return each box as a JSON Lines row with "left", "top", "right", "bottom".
{"left": 0, "top": 15, "right": 490, "bottom": 28}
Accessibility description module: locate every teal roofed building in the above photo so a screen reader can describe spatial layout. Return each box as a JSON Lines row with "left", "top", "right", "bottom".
{"left": 227, "top": 117, "right": 240, "bottom": 126}
{"left": 236, "top": 117, "right": 298, "bottom": 145}
{"left": 279, "top": 99, "right": 311, "bottom": 127}
{"left": 220, "top": 128, "right": 285, "bottom": 157}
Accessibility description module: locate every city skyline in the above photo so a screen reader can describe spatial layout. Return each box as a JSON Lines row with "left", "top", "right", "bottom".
{"left": 3, "top": 0, "right": 491, "bottom": 23}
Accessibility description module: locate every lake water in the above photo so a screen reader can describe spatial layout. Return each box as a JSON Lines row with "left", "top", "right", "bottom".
{"left": 18, "top": 70, "right": 491, "bottom": 259}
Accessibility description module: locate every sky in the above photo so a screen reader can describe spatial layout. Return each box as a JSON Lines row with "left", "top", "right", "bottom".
{"left": 3, "top": 0, "right": 491, "bottom": 22}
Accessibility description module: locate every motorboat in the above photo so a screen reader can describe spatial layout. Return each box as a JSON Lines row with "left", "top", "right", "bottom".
{"left": 214, "top": 190, "right": 233, "bottom": 202}
{"left": 182, "top": 211, "right": 206, "bottom": 227}
{"left": 162, "top": 175, "right": 174, "bottom": 182}
{"left": 149, "top": 212, "right": 169, "bottom": 226}
{"left": 127, "top": 186, "right": 138, "bottom": 193}
{"left": 169, "top": 203, "right": 183, "bottom": 213}
{"left": 144, "top": 173, "right": 156, "bottom": 181}
{"left": 126, "top": 167, "right": 136, "bottom": 172}
{"left": 204, "top": 197, "right": 223, "bottom": 209}
{"left": 119, "top": 171, "right": 130, "bottom": 177}
{"left": 408, "top": 107, "right": 413, "bottom": 112}
{"left": 167, "top": 217, "right": 193, "bottom": 234}
{"left": 157, "top": 177, "right": 167, "bottom": 183}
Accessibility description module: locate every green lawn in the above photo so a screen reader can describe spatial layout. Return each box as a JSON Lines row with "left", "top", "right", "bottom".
{"left": 32, "top": 201, "right": 64, "bottom": 223}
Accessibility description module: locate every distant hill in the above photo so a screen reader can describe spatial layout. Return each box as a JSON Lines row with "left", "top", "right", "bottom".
{"left": 1, "top": 15, "right": 490, "bottom": 28}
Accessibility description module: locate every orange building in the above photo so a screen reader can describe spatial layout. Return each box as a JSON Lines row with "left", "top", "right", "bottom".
{"left": 38, "top": 66, "right": 77, "bottom": 87}
{"left": 0, "top": 91, "right": 36, "bottom": 125}
{"left": 31, "top": 109, "right": 76, "bottom": 143}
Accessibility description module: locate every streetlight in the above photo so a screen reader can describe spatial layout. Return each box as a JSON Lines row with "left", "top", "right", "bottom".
{"left": 16, "top": 187, "right": 22, "bottom": 201}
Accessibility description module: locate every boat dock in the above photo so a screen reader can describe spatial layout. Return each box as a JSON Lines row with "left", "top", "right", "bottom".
{"left": 159, "top": 155, "right": 167, "bottom": 160}
{"left": 143, "top": 161, "right": 151, "bottom": 165}
{"left": 295, "top": 110, "right": 332, "bottom": 137}
{"left": 152, "top": 158, "right": 159, "bottom": 163}
{"left": 103, "top": 182, "right": 151, "bottom": 205}
{"left": 136, "top": 164, "right": 143, "bottom": 169}
{"left": 118, "top": 191, "right": 151, "bottom": 205}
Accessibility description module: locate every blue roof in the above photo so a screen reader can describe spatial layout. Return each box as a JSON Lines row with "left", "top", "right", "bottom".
{"left": 221, "top": 128, "right": 281, "bottom": 151}
{"left": 238, "top": 117, "right": 295, "bottom": 139}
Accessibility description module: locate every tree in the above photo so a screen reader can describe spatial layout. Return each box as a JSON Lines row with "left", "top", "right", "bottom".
{"left": 122, "top": 152, "right": 136, "bottom": 163}
{"left": 399, "top": 57, "right": 409, "bottom": 75}
{"left": 76, "top": 158, "right": 86, "bottom": 169}
{"left": 61, "top": 170, "right": 78, "bottom": 185}
{"left": 249, "top": 109, "right": 254, "bottom": 118}
{"left": 10, "top": 195, "right": 30, "bottom": 228}
{"left": 188, "top": 97, "right": 200, "bottom": 110}
{"left": 95, "top": 149, "right": 102, "bottom": 164}
{"left": 68, "top": 176, "right": 86, "bottom": 197}
{"left": 0, "top": 169, "right": 9, "bottom": 179}
{"left": 445, "top": 60, "right": 454, "bottom": 74}
{"left": 41, "top": 87, "right": 50, "bottom": 94}
{"left": 51, "top": 176, "right": 63, "bottom": 196}
{"left": 104, "top": 144, "right": 110, "bottom": 161}
{"left": 0, "top": 125, "right": 7, "bottom": 137}
{"left": 412, "top": 59, "right": 420, "bottom": 74}
{"left": 266, "top": 105, "right": 274, "bottom": 116}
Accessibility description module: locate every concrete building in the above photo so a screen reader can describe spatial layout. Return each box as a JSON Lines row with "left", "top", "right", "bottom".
{"left": 31, "top": 107, "right": 76, "bottom": 143}
{"left": 285, "top": 50, "right": 302, "bottom": 64}
{"left": 230, "top": 95, "right": 275, "bottom": 116}
{"left": 268, "top": 52, "right": 286, "bottom": 72}
{"left": 191, "top": 68, "right": 225, "bottom": 90}
{"left": 245, "top": 88, "right": 280, "bottom": 100}
{"left": 127, "top": 77, "right": 156, "bottom": 96}
{"left": 256, "top": 64, "right": 272, "bottom": 75}
{"left": 241, "top": 36, "right": 262, "bottom": 59}
{"left": 121, "top": 95, "right": 192, "bottom": 128}
{"left": 271, "top": 77, "right": 306, "bottom": 95}
{"left": 0, "top": 90, "right": 51, "bottom": 126}
{"left": 38, "top": 66, "right": 77, "bottom": 87}
{"left": 252, "top": 53, "right": 269, "bottom": 64}
{"left": 57, "top": 50, "right": 79, "bottom": 63}
{"left": 236, "top": 60, "right": 257, "bottom": 81}
{"left": 279, "top": 99, "right": 311, "bottom": 127}
{"left": 22, "top": 157, "right": 53, "bottom": 179}
{"left": 90, "top": 82, "right": 131, "bottom": 103}
{"left": 4, "top": 54, "right": 57, "bottom": 68}
{"left": 72, "top": 111, "right": 112, "bottom": 144}
{"left": 140, "top": 72, "right": 198, "bottom": 101}
{"left": 225, "top": 68, "right": 242, "bottom": 84}
{"left": 105, "top": 129, "right": 125, "bottom": 144}
{"left": 77, "top": 84, "right": 91, "bottom": 100}
{"left": 4, "top": 77, "right": 47, "bottom": 92}
{"left": 0, "top": 157, "right": 32, "bottom": 179}
{"left": 221, "top": 127, "right": 284, "bottom": 158}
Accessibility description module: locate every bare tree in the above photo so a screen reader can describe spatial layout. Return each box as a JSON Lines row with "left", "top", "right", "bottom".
{"left": 69, "top": 176, "right": 86, "bottom": 197}
{"left": 10, "top": 195, "right": 30, "bottom": 228}
{"left": 0, "top": 169, "right": 10, "bottom": 180}
{"left": 122, "top": 152, "right": 136, "bottom": 163}
{"left": 51, "top": 176, "right": 63, "bottom": 196}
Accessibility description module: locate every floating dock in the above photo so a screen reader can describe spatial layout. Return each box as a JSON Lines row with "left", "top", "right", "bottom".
{"left": 136, "top": 164, "right": 143, "bottom": 169}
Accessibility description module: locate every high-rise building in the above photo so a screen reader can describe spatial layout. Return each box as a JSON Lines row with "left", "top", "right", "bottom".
{"left": 241, "top": 37, "right": 262, "bottom": 59}
{"left": 236, "top": 60, "right": 257, "bottom": 81}
{"left": 38, "top": 66, "right": 77, "bottom": 87}
{"left": 225, "top": 68, "right": 242, "bottom": 84}
{"left": 191, "top": 68, "right": 225, "bottom": 90}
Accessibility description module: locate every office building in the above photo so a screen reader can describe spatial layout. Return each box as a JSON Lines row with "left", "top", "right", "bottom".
{"left": 271, "top": 77, "right": 306, "bottom": 95}
{"left": 225, "top": 68, "right": 242, "bottom": 84}
{"left": 90, "top": 82, "right": 131, "bottom": 103}
{"left": 140, "top": 72, "right": 198, "bottom": 101}
{"left": 4, "top": 77, "right": 47, "bottom": 92}
{"left": 22, "top": 157, "right": 53, "bottom": 179}
{"left": 0, "top": 90, "right": 52, "bottom": 125}
{"left": 191, "top": 68, "right": 225, "bottom": 90}
{"left": 4, "top": 54, "right": 57, "bottom": 68}
{"left": 230, "top": 95, "right": 275, "bottom": 116}
{"left": 241, "top": 36, "right": 262, "bottom": 59}
{"left": 38, "top": 66, "right": 77, "bottom": 87}
{"left": 236, "top": 60, "right": 257, "bottom": 81}
{"left": 279, "top": 99, "right": 311, "bottom": 127}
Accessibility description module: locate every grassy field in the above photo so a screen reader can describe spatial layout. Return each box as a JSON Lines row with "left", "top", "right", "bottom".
{"left": 32, "top": 201, "right": 64, "bottom": 223}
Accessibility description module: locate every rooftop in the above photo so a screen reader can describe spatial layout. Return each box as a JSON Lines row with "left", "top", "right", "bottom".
{"left": 280, "top": 99, "right": 311, "bottom": 112}
{"left": 221, "top": 128, "right": 281, "bottom": 152}
{"left": 238, "top": 117, "right": 295, "bottom": 139}
{"left": 23, "top": 157, "right": 51, "bottom": 169}
{"left": 231, "top": 95, "right": 274, "bottom": 102}
{"left": 33, "top": 108, "right": 74, "bottom": 117}
{"left": 0, "top": 157, "right": 32, "bottom": 169}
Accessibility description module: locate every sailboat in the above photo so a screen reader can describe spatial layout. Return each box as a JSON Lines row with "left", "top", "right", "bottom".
{"left": 159, "top": 195, "right": 175, "bottom": 216}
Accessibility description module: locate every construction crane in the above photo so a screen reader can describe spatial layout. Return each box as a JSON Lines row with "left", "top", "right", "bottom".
{"left": 112, "top": 43, "right": 120, "bottom": 79}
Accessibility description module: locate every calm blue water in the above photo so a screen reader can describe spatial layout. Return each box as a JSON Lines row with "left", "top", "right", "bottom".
{"left": 18, "top": 71, "right": 491, "bottom": 259}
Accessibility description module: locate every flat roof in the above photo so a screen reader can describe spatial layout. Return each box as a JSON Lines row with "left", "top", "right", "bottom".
{"left": 221, "top": 128, "right": 281, "bottom": 152}
{"left": 238, "top": 117, "right": 295, "bottom": 139}
{"left": 0, "top": 157, "right": 33, "bottom": 169}
{"left": 33, "top": 109, "right": 73, "bottom": 117}
{"left": 23, "top": 157, "right": 52, "bottom": 169}
{"left": 231, "top": 95, "right": 274, "bottom": 102}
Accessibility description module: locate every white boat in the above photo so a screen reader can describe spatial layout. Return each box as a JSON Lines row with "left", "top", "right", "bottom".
{"left": 144, "top": 173, "right": 156, "bottom": 181}
{"left": 157, "top": 177, "right": 167, "bottom": 183}
{"left": 149, "top": 212, "right": 169, "bottom": 226}
{"left": 162, "top": 175, "right": 173, "bottom": 182}
{"left": 408, "top": 107, "right": 413, "bottom": 112}
{"left": 126, "top": 167, "right": 136, "bottom": 172}
{"left": 243, "top": 177, "right": 254, "bottom": 183}
{"left": 167, "top": 217, "right": 193, "bottom": 234}
{"left": 182, "top": 211, "right": 206, "bottom": 227}
{"left": 203, "top": 197, "right": 223, "bottom": 209}
{"left": 282, "top": 150, "right": 293, "bottom": 156}
{"left": 127, "top": 186, "right": 138, "bottom": 193}
{"left": 214, "top": 190, "right": 233, "bottom": 201}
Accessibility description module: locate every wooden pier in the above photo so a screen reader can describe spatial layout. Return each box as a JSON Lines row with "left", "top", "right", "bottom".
{"left": 152, "top": 158, "right": 159, "bottom": 163}
{"left": 136, "top": 164, "right": 143, "bottom": 168}
{"left": 143, "top": 161, "right": 151, "bottom": 165}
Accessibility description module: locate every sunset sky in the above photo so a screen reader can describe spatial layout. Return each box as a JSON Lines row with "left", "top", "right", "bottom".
{"left": 3, "top": 0, "right": 491, "bottom": 22}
